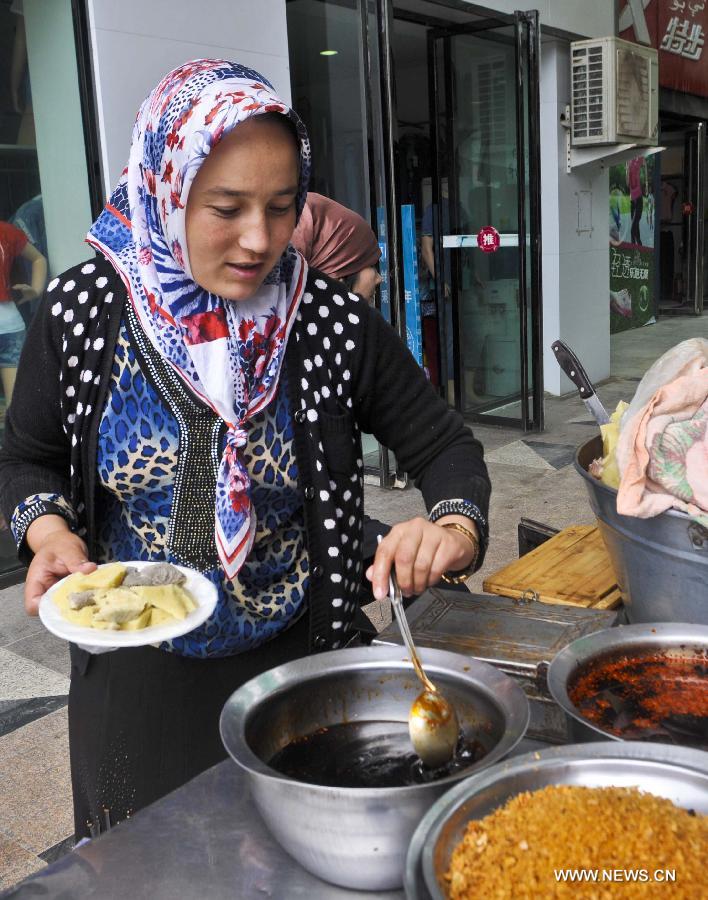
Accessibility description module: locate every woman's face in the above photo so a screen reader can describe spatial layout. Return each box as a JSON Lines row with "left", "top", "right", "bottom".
{"left": 351, "top": 266, "right": 382, "bottom": 304}
{"left": 185, "top": 116, "right": 299, "bottom": 301}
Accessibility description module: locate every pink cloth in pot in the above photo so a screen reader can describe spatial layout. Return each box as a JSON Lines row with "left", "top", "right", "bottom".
{"left": 616, "top": 367, "right": 708, "bottom": 522}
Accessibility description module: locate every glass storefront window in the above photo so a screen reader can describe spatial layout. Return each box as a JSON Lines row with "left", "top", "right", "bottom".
{"left": 287, "top": 0, "right": 388, "bottom": 473}
{"left": 0, "top": 0, "right": 92, "bottom": 578}
{"left": 286, "top": 0, "right": 371, "bottom": 218}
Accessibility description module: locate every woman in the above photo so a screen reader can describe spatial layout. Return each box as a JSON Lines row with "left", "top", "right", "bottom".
{"left": 291, "top": 192, "right": 382, "bottom": 302}
{"left": 0, "top": 60, "right": 490, "bottom": 839}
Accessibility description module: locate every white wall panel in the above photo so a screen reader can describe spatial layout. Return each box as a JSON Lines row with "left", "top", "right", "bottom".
{"left": 463, "top": 0, "right": 615, "bottom": 39}
{"left": 87, "top": 0, "right": 291, "bottom": 193}
{"left": 90, "top": 0, "right": 288, "bottom": 59}
{"left": 538, "top": 41, "right": 610, "bottom": 395}
{"left": 559, "top": 248, "right": 611, "bottom": 387}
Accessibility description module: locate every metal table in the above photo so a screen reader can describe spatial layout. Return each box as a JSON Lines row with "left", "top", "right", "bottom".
{"left": 4, "top": 742, "right": 547, "bottom": 899}
{"left": 3, "top": 760, "right": 402, "bottom": 899}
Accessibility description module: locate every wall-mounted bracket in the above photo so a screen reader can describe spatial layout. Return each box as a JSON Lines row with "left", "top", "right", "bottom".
{"left": 561, "top": 105, "right": 664, "bottom": 174}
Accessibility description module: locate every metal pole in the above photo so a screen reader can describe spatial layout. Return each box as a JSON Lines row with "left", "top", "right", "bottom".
{"left": 525, "top": 9, "right": 544, "bottom": 430}
{"left": 377, "top": 0, "right": 403, "bottom": 341}
{"left": 514, "top": 12, "right": 530, "bottom": 432}
{"left": 695, "top": 121, "right": 705, "bottom": 315}
{"left": 427, "top": 29, "right": 445, "bottom": 394}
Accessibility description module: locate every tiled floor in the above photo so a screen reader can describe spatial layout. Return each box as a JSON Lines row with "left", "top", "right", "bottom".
{"left": 0, "top": 313, "right": 705, "bottom": 892}
{"left": 0, "top": 581, "right": 73, "bottom": 891}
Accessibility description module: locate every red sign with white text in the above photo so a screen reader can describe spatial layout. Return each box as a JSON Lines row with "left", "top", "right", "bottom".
{"left": 477, "top": 226, "right": 500, "bottom": 253}
{"left": 619, "top": 0, "right": 708, "bottom": 98}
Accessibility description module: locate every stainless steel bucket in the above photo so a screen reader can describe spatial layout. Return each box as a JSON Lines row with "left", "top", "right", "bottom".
{"left": 576, "top": 436, "right": 708, "bottom": 624}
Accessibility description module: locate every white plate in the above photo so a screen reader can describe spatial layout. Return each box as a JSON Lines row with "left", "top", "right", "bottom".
{"left": 39, "top": 561, "right": 218, "bottom": 654}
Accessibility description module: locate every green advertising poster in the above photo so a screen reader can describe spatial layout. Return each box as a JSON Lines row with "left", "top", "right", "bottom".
{"left": 609, "top": 155, "right": 656, "bottom": 334}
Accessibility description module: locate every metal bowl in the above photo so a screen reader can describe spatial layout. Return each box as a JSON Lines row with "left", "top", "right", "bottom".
{"left": 220, "top": 644, "right": 529, "bottom": 891}
{"left": 576, "top": 436, "right": 708, "bottom": 624}
{"left": 547, "top": 622, "right": 708, "bottom": 743}
{"left": 406, "top": 741, "right": 708, "bottom": 899}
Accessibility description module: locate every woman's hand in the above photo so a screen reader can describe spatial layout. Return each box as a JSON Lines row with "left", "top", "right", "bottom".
{"left": 366, "top": 515, "right": 478, "bottom": 601}
{"left": 24, "top": 516, "right": 96, "bottom": 615}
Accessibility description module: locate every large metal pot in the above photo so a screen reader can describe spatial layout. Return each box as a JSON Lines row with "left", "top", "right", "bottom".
{"left": 220, "top": 645, "right": 529, "bottom": 892}
{"left": 406, "top": 741, "right": 708, "bottom": 899}
{"left": 576, "top": 436, "right": 708, "bottom": 624}
{"left": 547, "top": 622, "right": 708, "bottom": 743}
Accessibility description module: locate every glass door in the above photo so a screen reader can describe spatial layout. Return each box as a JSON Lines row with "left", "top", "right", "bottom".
{"left": 427, "top": 11, "right": 542, "bottom": 429}
{"left": 658, "top": 119, "right": 707, "bottom": 317}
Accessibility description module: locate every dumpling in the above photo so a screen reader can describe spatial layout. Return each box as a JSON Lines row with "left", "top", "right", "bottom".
{"left": 92, "top": 588, "right": 147, "bottom": 625}
{"left": 120, "top": 605, "right": 153, "bottom": 631}
{"left": 68, "top": 590, "right": 96, "bottom": 610}
{"left": 60, "top": 605, "right": 109, "bottom": 629}
{"left": 123, "top": 563, "right": 186, "bottom": 587}
{"left": 53, "top": 562, "right": 127, "bottom": 610}
{"left": 149, "top": 607, "right": 176, "bottom": 627}
{"left": 52, "top": 562, "right": 198, "bottom": 631}
{"left": 131, "top": 585, "right": 196, "bottom": 620}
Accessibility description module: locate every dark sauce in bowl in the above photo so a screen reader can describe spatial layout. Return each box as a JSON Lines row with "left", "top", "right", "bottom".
{"left": 568, "top": 649, "right": 708, "bottom": 750}
{"left": 267, "top": 720, "right": 486, "bottom": 788}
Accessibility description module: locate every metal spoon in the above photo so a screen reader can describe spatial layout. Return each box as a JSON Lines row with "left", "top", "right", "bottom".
{"left": 387, "top": 566, "right": 460, "bottom": 768}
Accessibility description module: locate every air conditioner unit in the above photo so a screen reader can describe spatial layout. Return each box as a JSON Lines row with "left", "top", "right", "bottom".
{"left": 571, "top": 37, "right": 658, "bottom": 146}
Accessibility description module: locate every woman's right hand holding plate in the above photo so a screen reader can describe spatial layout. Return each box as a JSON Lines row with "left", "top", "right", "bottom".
{"left": 24, "top": 515, "right": 96, "bottom": 615}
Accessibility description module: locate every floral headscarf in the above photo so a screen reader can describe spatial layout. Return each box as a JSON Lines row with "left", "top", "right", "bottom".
{"left": 88, "top": 59, "right": 311, "bottom": 579}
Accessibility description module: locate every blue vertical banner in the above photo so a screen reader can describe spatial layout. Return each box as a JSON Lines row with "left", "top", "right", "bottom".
{"left": 401, "top": 204, "right": 423, "bottom": 366}
{"left": 376, "top": 206, "right": 391, "bottom": 323}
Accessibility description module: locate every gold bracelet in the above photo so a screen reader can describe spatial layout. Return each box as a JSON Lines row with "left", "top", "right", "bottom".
{"left": 440, "top": 522, "right": 479, "bottom": 584}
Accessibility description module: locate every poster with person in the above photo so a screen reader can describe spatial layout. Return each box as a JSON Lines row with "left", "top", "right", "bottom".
{"left": 609, "top": 153, "right": 656, "bottom": 333}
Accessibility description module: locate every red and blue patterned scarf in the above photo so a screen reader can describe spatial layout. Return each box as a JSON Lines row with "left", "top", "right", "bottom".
{"left": 88, "top": 59, "right": 310, "bottom": 578}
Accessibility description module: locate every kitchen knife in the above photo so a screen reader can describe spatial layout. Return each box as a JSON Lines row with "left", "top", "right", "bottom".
{"left": 551, "top": 340, "right": 610, "bottom": 425}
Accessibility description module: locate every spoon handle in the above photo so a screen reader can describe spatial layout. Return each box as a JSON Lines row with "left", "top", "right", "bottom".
{"left": 388, "top": 569, "right": 437, "bottom": 695}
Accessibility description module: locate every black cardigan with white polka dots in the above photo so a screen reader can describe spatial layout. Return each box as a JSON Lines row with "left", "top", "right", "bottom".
{"left": 0, "top": 257, "right": 490, "bottom": 652}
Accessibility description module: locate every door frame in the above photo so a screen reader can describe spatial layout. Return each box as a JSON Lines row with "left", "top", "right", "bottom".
{"left": 364, "top": 1, "right": 544, "bottom": 486}
{"left": 658, "top": 116, "right": 707, "bottom": 317}
{"left": 685, "top": 120, "right": 706, "bottom": 315}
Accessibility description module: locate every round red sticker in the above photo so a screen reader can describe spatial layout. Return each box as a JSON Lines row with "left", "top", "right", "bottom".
{"left": 477, "top": 226, "right": 500, "bottom": 253}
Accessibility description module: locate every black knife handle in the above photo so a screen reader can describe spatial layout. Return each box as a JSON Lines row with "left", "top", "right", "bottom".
{"left": 551, "top": 340, "right": 596, "bottom": 398}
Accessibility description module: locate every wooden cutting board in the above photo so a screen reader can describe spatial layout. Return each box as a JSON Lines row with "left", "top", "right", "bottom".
{"left": 483, "top": 524, "right": 623, "bottom": 610}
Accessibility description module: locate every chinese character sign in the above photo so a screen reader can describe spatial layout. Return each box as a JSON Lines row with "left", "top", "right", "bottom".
{"left": 609, "top": 155, "right": 656, "bottom": 333}
{"left": 401, "top": 204, "right": 423, "bottom": 366}
{"left": 620, "top": 0, "right": 708, "bottom": 97}
{"left": 476, "top": 226, "right": 500, "bottom": 253}
{"left": 661, "top": 13, "right": 705, "bottom": 60}
{"left": 376, "top": 206, "right": 391, "bottom": 324}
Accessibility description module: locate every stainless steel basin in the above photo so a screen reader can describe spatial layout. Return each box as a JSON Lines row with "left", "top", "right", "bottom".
{"left": 406, "top": 741, "right": 708, "bottom": 899}
{"left": 220, "top": 644, "right": 529, "bottom": 891}
{"left": 547, "top": 622, "right": 708, "bottom": 743}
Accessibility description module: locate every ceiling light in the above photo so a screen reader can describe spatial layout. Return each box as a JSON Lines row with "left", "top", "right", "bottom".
{"left": 320, "top": 49, "right": 338, "bottom": 56}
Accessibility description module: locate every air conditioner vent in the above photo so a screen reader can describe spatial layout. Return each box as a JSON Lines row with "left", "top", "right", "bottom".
{"left": 570, "top": 37, "right": 658, "bottom": 146}
{"left": 616, "top": 46, "right": 650, "bottom": 138}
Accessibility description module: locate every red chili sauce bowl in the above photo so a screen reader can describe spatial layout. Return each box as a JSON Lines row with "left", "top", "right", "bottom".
{"left": 567, "top": 647, "right": 708, "bottom": 749}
